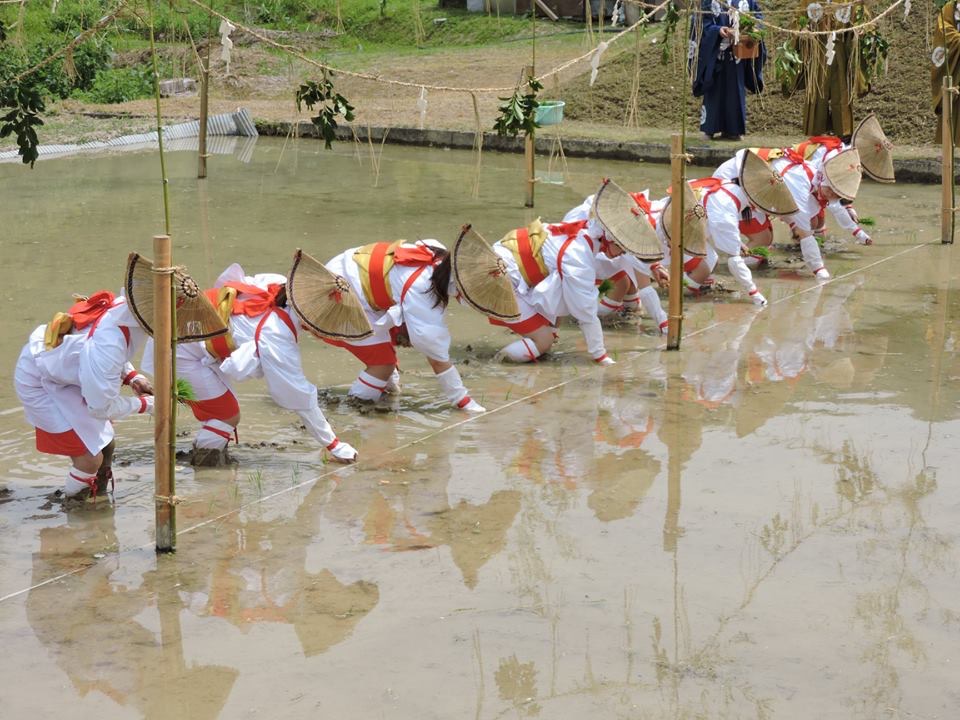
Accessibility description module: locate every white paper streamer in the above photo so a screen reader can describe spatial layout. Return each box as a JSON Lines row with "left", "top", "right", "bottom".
{"left": 825, "top": 31, "right": 836, "bottom": 66}
{"left": 590, "top": 41, "right": 609, "bottom": 87}
{"left": 903, "top": 0, "right": 911, "bottom": 18}
{"left": 711, "top": 0, "right": 721, "bottom": 16}
{"left": 416, "top": 87, "right": 428, "bottom": 129}
{"left": 219, "top": 19, "right": 235, "bottom": 74}
{"left": 611, "top": 0, "right": 623, "bottom": 28}
{"left": 737, "top": 0, "right": 749, "bottom": 12}
{"left": 933, "top": 46, "right": 946, "bottom": 68}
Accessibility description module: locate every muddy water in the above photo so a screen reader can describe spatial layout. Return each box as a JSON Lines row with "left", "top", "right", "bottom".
{"left": 0, "top": 140, "right": 958, "bottom": 719}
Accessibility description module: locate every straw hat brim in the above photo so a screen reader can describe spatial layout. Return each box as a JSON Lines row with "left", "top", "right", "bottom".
{"left": 662, "top": 183, "right": 709, "bottom": 257}
{"left": 125, "top": 253, "right": 228, "bottom": 343}
{"left": 453, "top": 225, "right": 521, "bottom": 321}
{"left": 594, "top": 179, "right": 665, "bottom": 262}
{"left": 852, "top": 114, "right": 895, "bottom": 183}
{"left": 287, "top": 250, "right": 374, "bottom": 341}
{"left": 823, "top": 148, "right": 863, "bottom": 202}
{"left": 740, "top": 150, "right": 799, "bottom": 216}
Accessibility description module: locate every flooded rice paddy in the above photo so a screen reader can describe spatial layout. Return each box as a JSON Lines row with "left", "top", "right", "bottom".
{"left": 0, "top": 139, "right": 958, "bottom": 719}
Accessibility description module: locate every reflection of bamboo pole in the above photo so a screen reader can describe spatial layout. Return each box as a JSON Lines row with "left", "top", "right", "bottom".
{"left": 667, "top": 134, "right": 684, "bottom": 350}
{"left": 942, "top": 76, "right": 955, "bottom": 245}
{"left": 154, "top": 234, "right": 176, "bottom": 552}
{"left": 524, "top": 64, "right": 535, "bottom": 208}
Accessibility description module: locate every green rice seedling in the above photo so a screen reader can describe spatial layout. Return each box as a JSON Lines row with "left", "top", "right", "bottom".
{"left": 859, "top": 216, "right": 876, "bottom": 226}
{"left": 175, "top": 378, "right": 197, "bottom": 404}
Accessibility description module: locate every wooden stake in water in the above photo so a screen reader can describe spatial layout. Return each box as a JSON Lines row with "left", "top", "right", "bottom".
{"left": 942, "top": 76, "right": 955, "bottom": 245}
{"left": 667, "top": 134, "right": 685, "bottom": 350}
{"left": 153, "top": 234, "right": 176, "bottom": 552}
{"left": 198, "top": 41, "right": 210, "bottom": 179}
{"left": 524, "top": 65, "right": 535, "bottom": 208}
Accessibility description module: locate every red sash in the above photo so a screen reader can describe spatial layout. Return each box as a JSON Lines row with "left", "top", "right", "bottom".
{"left": 515, "top": 228, "right": 547, "bottom": 287}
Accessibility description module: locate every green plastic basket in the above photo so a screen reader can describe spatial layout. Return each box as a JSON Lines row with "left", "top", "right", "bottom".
{"left": 535, "top": 100, "right": 565, "bottom": 126}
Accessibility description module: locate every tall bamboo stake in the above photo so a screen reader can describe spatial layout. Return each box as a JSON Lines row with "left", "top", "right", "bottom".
{"left": 667, "top": 134, "right": 685, "bottom": 350}
{"left": 149, "top": 2, "right": 177, "bottom": 552}
{"left": 198, "top": 40, "right": 210, "bottom": 179}
{"left": 942, "top": 76, "right": 955, "bottom": 245}
{"left": 153, "top": 234, "right": 176, "bottom": 552}
{"left": 524, "top": 64, "right": 535, "bottom": 208}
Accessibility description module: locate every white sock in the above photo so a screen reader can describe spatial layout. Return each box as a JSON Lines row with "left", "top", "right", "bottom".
{"left": 597, "top": 296, "right": 623, "bottom": 317}
{"left": 349, "top": 370, "right": 387, "bottom": 401}
{"left": 499, "top": 338, "right": 543, "bottom": 363}
{"left": 65, "top": 468, "right": 97, "bottom": 497}
{"left": 435, "top": 366, "right": 471, "bottom": 407}
{"left": 638, "top": 286, "right": 668, "bottom": 327}
{"left": 384, "top": 368, "right": 401, "bottom": 394}
{"left": 621, "top": 290, "right": 641, "bottom": 310}
{"left": 800, "top": 235, "right": 827, "bottom": 274}
{"left": 195, "top": 418, "right": 234, "bottom": 450}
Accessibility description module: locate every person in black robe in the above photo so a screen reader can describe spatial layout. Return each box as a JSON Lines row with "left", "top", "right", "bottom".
{"left": 691, "top": 0, "right": 766, "bottom": 141}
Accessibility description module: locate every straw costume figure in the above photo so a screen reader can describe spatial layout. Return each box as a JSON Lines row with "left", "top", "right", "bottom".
{"left": 14, "top": 262, "right": 226, "bottom": 499}
{"left": 786, "top": 0, "right": 871, "bottom": 138}
{"left": 486, "top": 179, "right": 664, "bottom": 364}
{"left": 691, "top": 0, "right": 767, "bottom": 141}
{"left": 323, "top": 239, "right": 487, "bottom": 412}
{"left": 932, "top": 1, "right": 960, "bottom": 143}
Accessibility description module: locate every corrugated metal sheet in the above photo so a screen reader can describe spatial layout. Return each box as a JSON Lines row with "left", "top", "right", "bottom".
{"left": 0, "top": 108, "right": 260, "bottom": 163}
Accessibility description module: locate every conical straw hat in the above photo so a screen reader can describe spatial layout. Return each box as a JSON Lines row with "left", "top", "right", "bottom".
{"left": 852, "top": 113, "right": 894, "bottom": 183}
{"left": 453, "top": 225, "right": 521, "bottom": 321}
{"left": 125, "top": 253, "right": 228, "bottom": 343}
{"left": 740, "top": 149, "right": 799, "bottom": 216}
{"left": 287, "top": 249, "right": 374, "bottom": 341}
{"left": 662, "top": 181, "right": 709, "bottom": 257}
{"left": 593, "top": 179, "right": 665, "bottom": 262}
{"left": 823, "top": 148, "right": 863, "bottom": 202}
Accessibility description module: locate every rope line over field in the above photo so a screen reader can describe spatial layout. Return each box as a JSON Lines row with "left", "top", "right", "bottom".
{"left": 4, "top": 0, "right": 907, "bottom": 96}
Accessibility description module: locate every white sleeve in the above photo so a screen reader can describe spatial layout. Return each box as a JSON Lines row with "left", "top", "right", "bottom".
{"left": 401, "top": 281, "right": 452, "bottom": 363}
{"left": 80, "top": 328, "right": 144, "bottom": 421}
{"left": 560, "top": 242, "right": 607, "bottom": 359}
{"left": 256, "top": 317, "right": 338, "bottom": 446}
{"left": 827, "top": 200, "right": 859, "bottom": 234}
{"left": 218, "top": 339, "right": 262, "bottom": 382}
{"left": 706, "top": 196, "right": 744, "bottom": 257}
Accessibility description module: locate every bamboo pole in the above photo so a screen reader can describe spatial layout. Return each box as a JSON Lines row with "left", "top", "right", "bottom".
{"left": 667, "top": 133, "right": 685, "bottom": 350}
{"left": 198, "top": 41, "right": 210, "bottom": 179}
{"left": 942, "top": 76, "right": 955, "bottom": 245}
{"left": 153, "top": 234, "right": 176, "bottom": 552}
{"left": 524, "top": 64, "right": 535, "bottom": 208}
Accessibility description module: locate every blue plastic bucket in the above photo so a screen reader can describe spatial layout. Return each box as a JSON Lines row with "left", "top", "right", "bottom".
{"left": 535, "top": 100, "right": 565, "bottom": 126}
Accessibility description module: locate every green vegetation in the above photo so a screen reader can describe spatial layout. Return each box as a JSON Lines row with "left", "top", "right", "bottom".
{"left": 74, "top": 66, "right": 154, "bottom": 103}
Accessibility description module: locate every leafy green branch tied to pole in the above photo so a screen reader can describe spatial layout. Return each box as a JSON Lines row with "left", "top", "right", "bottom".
{"left": 0, "top": 23, "right": 44, "bottom": 167}
{"left": 295, "top": 71, "right": 355, "bottom": 150}
{"left": 492, "top": 75, "right": 543, "bottom": 138}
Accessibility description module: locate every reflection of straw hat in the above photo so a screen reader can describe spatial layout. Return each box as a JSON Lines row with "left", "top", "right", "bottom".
{"left": 852, "top": 114, "right": 894, "bottom": 183}
{"left": 740, "top": 150, "right": 799, "bottom": 216}
{"left": 125, "top": 254, "right": 228, "bottom": 343}
{"left": 288, "top": 249, "right": 374, "bottom": 341}
{"left": 823, "top": 148, "right": 863, "bottom": 201}
{"left": 593, "top": 179, "right": 664, "bottom": 262}
{"left": 453, "top": 225, "right": 521, "bottom": 321}
{"left": 662, "top": 181, "right": 709, "bottom": 257}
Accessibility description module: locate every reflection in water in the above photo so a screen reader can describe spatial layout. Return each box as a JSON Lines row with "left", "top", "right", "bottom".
{"left": 26, "top": 513, "right": 238, "bottom": 719}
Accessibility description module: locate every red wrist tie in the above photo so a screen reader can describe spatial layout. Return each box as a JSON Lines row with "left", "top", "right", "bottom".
{"left": 457, "top": 396, "right": 472, "bottom": 409}
{"left": 326, "top": 438, "right": 340, "bottom": 451}
{"left": 749, "top": 289, "right": 759, "bottom": 296}
{"left": 594, "top": 354, "right": 609, "bottom": 363}
{"left": 138, "top": 396, "right": 148, "bottom": 414}
{"left": 123, "top": 370, "right": 138, "bottom": 385}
